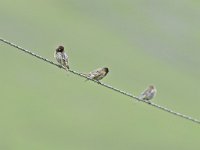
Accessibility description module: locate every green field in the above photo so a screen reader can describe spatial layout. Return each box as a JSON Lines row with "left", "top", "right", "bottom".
{"left": 1, "top": 0, "right": 200, "bottom": 150}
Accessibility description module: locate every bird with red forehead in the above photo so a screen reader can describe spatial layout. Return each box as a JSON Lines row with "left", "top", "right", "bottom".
{"left": 139, "top": 85, "right": 157, "bottom": 101}
{"left": 54, "top": 45, "right": 69, "bottom": 70}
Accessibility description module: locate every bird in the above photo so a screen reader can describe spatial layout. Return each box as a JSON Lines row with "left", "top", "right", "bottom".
{"left": 139, "top": 85, "right": 157, "bottom": 101}
{"left": 54, "top": 45, "right": 69, "bottom": 69}
{"left": 83, "top": 67, "right": 109, "bottom": 82}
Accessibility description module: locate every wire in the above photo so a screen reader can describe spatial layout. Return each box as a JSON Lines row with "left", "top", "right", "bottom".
{"left": 1, "top": 37, "right": 200, "bottom": 125}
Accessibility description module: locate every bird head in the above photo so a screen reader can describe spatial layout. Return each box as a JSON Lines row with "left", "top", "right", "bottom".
{"left": 149, "top": 85, "right": 155, "bottom": 89}
{"left": 56, "top": 45, "right": 64, "bottom": 52}
{"left": 103, "top": 67, "right": 109, "bottom": 75}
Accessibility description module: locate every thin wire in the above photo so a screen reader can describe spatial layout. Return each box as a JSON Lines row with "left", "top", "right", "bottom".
{"left": 1, "top": 37, "right": 200, "bottom": 125}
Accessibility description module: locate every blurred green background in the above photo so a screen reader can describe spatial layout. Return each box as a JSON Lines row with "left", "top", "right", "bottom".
{"left": 1, "top": 0, "right": 200, "bottom": 150}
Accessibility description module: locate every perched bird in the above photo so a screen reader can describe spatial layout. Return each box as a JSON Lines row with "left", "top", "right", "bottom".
{"left": 54, "top": 45, "right": 69, "bottom": 69}
{"left": 139, "top": 85, "right": 157, "bottom": 101}
{"left": 83, "top": 67, "right": 109, "bottom": 82}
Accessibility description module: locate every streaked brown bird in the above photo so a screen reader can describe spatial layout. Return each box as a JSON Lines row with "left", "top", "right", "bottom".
{"left": 139, "top": 85, "right": 157, "bottom": 100}
{"left": 54, "top": 45, "right": 69, "bottom": 69}
{"left": 84, "top": 67, "right": 109, "bottom": 82}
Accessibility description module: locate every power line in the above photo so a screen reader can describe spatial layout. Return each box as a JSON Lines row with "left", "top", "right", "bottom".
{"left": 1, "top": 37, "right": 200, "bottom": 125}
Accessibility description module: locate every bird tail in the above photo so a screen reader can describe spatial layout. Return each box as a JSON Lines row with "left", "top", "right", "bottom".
{"left": 66, "top": 64, "right": 69, "bottom": 70}
{"left": 138, "top": 93, "right": 145, "bottom": 100}
{"left": 62, "top": 63, "right": 69, "bottom": 70}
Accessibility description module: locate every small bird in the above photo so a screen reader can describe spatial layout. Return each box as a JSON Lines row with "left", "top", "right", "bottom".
{"left": 139, "top": 85, "right": 157, "bottom": 101}
{"left": 83, "top": 67, "right": 109, "bottom": 82}
{"left": 54, "top": 45, "right": 69, "bottom": 69}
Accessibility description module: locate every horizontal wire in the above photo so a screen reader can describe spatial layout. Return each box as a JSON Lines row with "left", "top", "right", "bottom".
{"left": 1, "top": 37, "right": 200, "bottom": 125}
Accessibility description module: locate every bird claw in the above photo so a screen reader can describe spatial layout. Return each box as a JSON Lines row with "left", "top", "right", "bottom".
{"left": 145, "top": 100, "right": 152, "bottom": 104}
{"left": 97, "top": 81, "right": 101, "bottom": 84}
{"left": 57, "top": 65, "right": 62, "bottom": 68}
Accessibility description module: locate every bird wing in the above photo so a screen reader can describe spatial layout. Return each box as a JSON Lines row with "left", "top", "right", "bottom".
{"left": 63, "top": 52, "right": 68, "bottom": 63}
{"left": 139, "top": 89, "right": 149, "bottom": 99}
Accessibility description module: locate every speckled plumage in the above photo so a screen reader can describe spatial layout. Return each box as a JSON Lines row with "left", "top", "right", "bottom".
{"left": 139, "top": 85, "right": 157, "bottom": 100}
{"left": 85, "top": 67, "right": 109, "bottom": 81}
{"left": 54, "top": 46, "right": 69, "bottom": 69}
